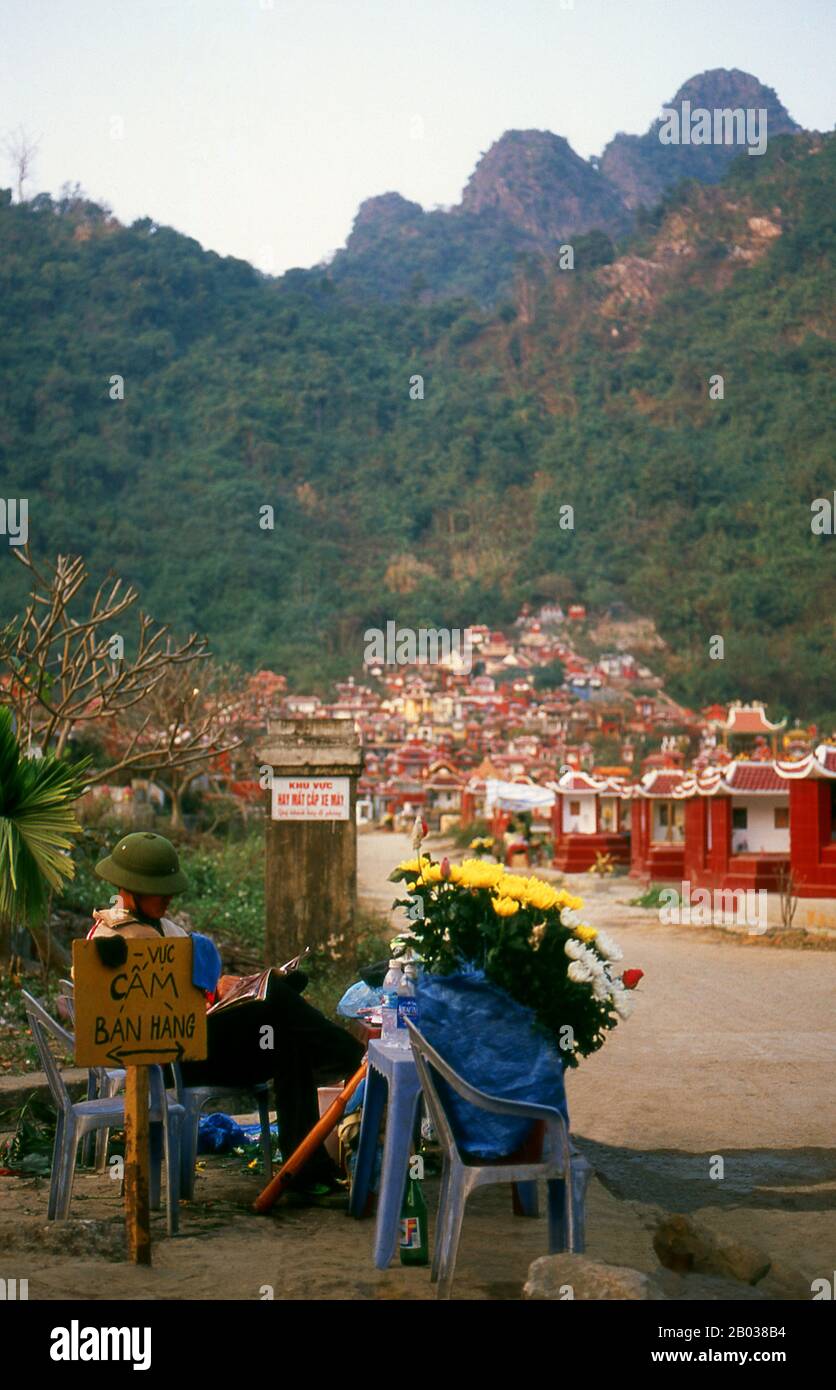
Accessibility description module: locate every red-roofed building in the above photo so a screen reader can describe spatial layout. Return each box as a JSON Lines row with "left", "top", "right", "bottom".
{"left": 422, "top": 761, "right": 465, "bottom": 826}
{"left": 628, "top": 769, "right": 687, "bottom": 882}
{"left": 702, "top": 703, "right": 728, "bottom": 724}
{"left": 720, "top": 701, "right": 786, "bottom": 755}
{"left": 678, "top": 747, "right": 836, "bottom": 899}
{"left": 682, "top": 761, "right": 790, "bottom": 893}
{"left": 551, "top": 770, "right": 630, "bottom": 871}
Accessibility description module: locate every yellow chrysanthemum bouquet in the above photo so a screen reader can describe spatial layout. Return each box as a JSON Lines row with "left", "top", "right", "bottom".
{"left": 388, "top": 853, "right": 633, "bottom": 1065}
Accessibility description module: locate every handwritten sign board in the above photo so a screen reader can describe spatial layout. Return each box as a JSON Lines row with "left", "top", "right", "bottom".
{"left": 271, "top": 775, "right": 350, "bottom": 821}
{"left": 72, "top": 938, "right": 208, "bottom": 1068}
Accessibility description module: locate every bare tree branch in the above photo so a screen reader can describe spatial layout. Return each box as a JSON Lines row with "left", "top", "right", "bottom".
{"left": 3, "top": 124, "right": 40, "bottom": 202}
{"left": 0, "top": 547, "right": 216, "bottom": 780}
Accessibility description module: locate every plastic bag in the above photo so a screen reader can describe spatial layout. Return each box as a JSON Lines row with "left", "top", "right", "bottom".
{"left": 197, "top": 1112, "right": 249, "bottom": 1153}
{"left": 414, "top": 970, "right": 568, "bottom": 1161}
{"left": 336, "top": 979, "right": 383, "bottom": 1019}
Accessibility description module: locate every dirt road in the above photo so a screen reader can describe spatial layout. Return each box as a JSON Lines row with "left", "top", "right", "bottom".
{"left": 359, "top": 832, "right": 835, "bottom": 1147}
{"left": 359, "top": 833, "right": 836, "bottom": 1285}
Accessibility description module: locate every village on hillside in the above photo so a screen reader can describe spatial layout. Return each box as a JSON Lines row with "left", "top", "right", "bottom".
{"left": 87, "top": 604, "right": 836, "bottom": 924}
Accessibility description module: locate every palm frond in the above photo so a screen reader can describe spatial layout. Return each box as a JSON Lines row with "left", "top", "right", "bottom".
{"left": 0, "top": 707, "right": 89, "bottom": 923}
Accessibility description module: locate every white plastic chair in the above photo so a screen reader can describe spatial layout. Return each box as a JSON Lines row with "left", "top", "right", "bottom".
{"left": 21, "top": 990, "right": 185, "bottom": 1235}
{"left": 170, "top": 1067, "right": 274, "bottom": 1198}
{"left": 407, "top": 1019, "right": 592, "bottom": 1299}
{"left": 58, "top": 977, "right": 125, "bottom": 1172}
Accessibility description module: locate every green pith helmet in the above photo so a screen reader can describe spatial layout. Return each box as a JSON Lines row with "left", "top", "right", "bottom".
{"left": 95, "top": 832, "right": 189, "bottom": 896}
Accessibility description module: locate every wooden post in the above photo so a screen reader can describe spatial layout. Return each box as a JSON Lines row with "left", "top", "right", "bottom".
{"left": 257, "top": 719, "right": 363, "bottom": 964}
{"left": 125, "top": 1066, "right": 151, "bottom": 1266}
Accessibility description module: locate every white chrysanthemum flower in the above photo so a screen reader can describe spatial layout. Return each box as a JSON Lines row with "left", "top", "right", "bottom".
{"left": 568, "top": 959, "right": 594, "bottom": 984}
{"left": 595, "top": 930, "right": 623, "bottom": 963}
{"left": 614, "top": 994, "right": 634, "bottom": 1019}
{"left": 561, "top": 908, "right": 582, "bottom": 929}
{"left": 592, "top": 974, "right": 612, "bottom": 1002}
{"left": 565, "top": 939, "right": 585, "bottom": 960}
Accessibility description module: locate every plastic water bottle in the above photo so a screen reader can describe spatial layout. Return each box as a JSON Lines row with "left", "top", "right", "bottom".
{"left": 396, "top": 962, "right": 419, "bottom": 1047}
{"left": 380, "top": 960, "right": 402, "bottom": 1044}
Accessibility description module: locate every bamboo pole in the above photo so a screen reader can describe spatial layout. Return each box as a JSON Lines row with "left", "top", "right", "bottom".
{"left": 254, "top": 1061, "right": 367, "bottom": 1214}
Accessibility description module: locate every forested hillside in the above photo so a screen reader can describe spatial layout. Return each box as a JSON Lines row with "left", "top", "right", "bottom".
{"left": 0, "top": 131, "right": 833, "bottom": 716}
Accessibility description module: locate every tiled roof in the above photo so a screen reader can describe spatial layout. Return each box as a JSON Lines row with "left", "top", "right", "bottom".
{"left": 722, "top": 702, "right": 786, "bottom": 734}
{"left": 640, "top": 771, "right": 684, "bottom": 797}
{"left": 558, "top": 770, "right": 625, "bottom": 794}
{"left": 725, "top": 763, "right": 787, "bottom": 793}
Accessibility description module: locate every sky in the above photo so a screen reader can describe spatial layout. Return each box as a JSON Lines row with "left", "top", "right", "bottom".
{"left": 1, "top": 0, "right": 834, "bottom": 275}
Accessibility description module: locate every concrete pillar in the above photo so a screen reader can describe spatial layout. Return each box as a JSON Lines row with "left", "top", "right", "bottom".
{"left": 629, "top": 798, "right": 647, "bottom": 878}
{"left": 256, "top": 719, "right": 363, "bottom": 964}
{"left": 683, "top": 795, "right": 706, "bottom": 885}
{"left": 708, "top": 796, "right": 732, "bottom": 882}
{"left": 550, "top": 795, "right": 563, "bottom": 865}
{"left": 789, "top": 780, "right": 827, "bottom": 893}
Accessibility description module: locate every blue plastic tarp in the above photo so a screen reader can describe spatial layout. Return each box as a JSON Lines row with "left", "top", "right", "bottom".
{"left": 197, "top": 1112, "right": 279, "bottom": 1154}
{"left": 414, "top": 971, "right": 568, "bottom": 1161}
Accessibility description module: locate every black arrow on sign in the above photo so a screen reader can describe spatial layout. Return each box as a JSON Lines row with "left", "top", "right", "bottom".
{"left": 105, "top": 1042, "right": 186, "bottom": 1066}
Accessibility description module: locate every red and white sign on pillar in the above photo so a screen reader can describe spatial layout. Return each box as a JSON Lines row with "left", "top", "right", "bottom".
{"left": 258, "top": 719, "right": 362, "bottom": 961}
{"left": 271, "top": 776, "right": 350, "bottom": 821}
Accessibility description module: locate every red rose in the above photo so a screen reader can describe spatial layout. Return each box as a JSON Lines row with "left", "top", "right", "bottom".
{"left": 622, "top": 969, "right": 644, "bottom": 990}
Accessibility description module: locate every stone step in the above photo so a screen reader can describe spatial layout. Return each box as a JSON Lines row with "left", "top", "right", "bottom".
{"left": 0, "top": 1068, "right": 88, "bottom": 1112}
{"left": 0, "top": 1069, "right": 270, "bottom": 1117}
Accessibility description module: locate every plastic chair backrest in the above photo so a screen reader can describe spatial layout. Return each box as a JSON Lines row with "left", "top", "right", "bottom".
{"left": 407, "top": 1020, "right": 566, "bottom": 1161}
{"left": 406, "top": 1026, "right": 461, "bottom": 1159}
{"left": 169, "top": 1060, "right": 186, "bottom": 1103}
{"left": 148, "top": 1065, "right": 167, "bottom": 1110}
{"left": 408, "top": 1021, "right": 563, "bottom": 1118}
{"left": 20, "top": 990, "right": 73, "bottom": 1115}
{"left": 58, "top": 977, "right": 75, "bottom": 1024}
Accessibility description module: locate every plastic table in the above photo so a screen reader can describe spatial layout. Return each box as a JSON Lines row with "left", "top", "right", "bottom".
{"left": 349, "top": 1038, "right": 422, "bottom": 1269}
{"left": 349, "top": 1037, "right": 540, "bottom": 1268}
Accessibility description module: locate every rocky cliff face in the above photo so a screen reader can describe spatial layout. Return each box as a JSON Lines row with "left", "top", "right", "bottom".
{"left": 342, "top": 191, "right": 424, "bottom": 256}
{"left": 600, "top": 68, "right": 801, "bottom": 209}
{"left": 458, "top": 129, "right": 629, "bottom": 244}
{"left": 329, "top": 68, "right": 803, "bottom": 302}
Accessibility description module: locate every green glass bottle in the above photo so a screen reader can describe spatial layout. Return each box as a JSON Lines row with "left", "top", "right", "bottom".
{"left": 399, "top": 1177, "right": 429, "bottom": 1265}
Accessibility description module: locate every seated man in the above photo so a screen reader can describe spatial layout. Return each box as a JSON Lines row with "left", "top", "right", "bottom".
{"left": 88, "top": 831, "right": 364, "bottom": 1197}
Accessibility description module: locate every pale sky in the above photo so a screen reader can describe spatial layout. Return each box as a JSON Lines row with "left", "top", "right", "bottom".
{"left": 1, "top": 0, "right": 833, "bottom": 274}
